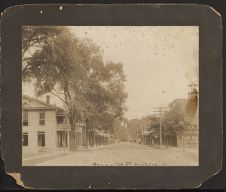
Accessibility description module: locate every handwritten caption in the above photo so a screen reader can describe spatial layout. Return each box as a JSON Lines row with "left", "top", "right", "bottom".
{"left": 92, "top": 162, "right": 168, "bottom": 166}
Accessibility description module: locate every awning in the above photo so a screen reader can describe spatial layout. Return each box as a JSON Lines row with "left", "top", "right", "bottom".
{"left": 143, "top": 130, "right": 155, "bottom": 136}
{"left": 95, "top": 131, "right": 111, "bottom": 138}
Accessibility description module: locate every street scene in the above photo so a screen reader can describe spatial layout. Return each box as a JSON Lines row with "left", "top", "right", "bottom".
{"left": 24, "top": 142, "right": 198, "bottom": 166}
{"left": 22, "top": 26, "right": 199, "bottom": 166}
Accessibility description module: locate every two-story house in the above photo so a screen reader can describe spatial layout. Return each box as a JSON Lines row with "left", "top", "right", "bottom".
{"left": 22, "top": 95, "right": 70, "bottom": 155}
{"left": 22, "top": 94, "right": 113, "bottom": 155}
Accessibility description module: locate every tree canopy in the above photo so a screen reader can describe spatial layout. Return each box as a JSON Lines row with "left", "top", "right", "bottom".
{"left": 126, "top": 108, "right": 186, "bottom": 140}
{"left": 22, "top": 26, "right": 128, "bottom": 137}
{"left": 162, "top": 109, "right": 186, "bottom": 136}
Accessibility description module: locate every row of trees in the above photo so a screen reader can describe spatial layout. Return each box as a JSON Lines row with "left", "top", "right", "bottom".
{"left": 126, "top": 108, "right": 186, "bottom": 143}
{"left": 22, "top": 26, "right": 127, "bottom": 149}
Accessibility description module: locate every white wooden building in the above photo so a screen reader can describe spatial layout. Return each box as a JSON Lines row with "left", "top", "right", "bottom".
{"left": 22, "top": 95, "right": 71, "bottom": 155}
{"left": 22, "top": 95, "right": 113, "bottom": 155}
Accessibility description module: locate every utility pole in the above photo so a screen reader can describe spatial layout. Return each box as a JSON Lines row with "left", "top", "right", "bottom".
{"left": 153, "top": 107, "right": 168, "bottom": 149}
{"left": 141, "top": 122, "right": 144, "bottom": 143}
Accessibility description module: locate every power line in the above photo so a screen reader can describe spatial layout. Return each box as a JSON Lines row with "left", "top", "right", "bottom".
{"left": 153, "top": 107, "right": 168, "bottom": 148}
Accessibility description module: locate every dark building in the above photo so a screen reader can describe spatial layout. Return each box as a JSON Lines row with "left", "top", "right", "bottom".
{"left": 169, "top": 88, "right": 199, "bottom": 147}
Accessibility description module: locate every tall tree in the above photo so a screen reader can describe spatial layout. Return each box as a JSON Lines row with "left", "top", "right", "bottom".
{"left": 84, "top": 61, "right": 127, "bottom": 132}
{"left": 83, "top": 58, "right": 128, "bottom": 146}
{"left": 22, "top": 26, "right": 128, "bottom": 149}
{"left": 162, "top": 109, "right": 186, "bottom": 136}
{"left": 23, "top": 27, "right": 93, "bottom": 149}
{"left": 22, "top": 26, "right": 65, "bottom": 81}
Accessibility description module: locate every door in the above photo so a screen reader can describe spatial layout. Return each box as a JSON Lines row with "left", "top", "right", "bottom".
{"left": 38, "top": 132, "right": 45, "bottom": 151}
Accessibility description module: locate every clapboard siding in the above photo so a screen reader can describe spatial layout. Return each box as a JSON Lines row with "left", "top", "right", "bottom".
{"left": 22, "top": 110, "right": 57, "bottom": 154}
{"left": 22, "top": 95, "right": 63, "bottom": 155}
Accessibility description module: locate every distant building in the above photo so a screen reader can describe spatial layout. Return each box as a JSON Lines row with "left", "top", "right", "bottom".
{"left": 168, "top": 88, "right": 199, "bottom": 147}
{"left": 168, "top": 99, "right": 188, "bottom": 113}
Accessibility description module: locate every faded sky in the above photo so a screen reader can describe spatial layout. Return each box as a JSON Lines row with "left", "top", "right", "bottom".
{"left": 23, "top": 26, "right": 199, "bottom": 120}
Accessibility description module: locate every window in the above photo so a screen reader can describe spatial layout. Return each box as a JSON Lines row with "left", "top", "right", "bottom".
{"left": 56, "top": 116, "right": 64, "bottom": 124}
{"left": 39, "top": 112, "right": 45, "bottom": 125}
{"left": 38, "top": 132, "right": 45, "bottom": 147}
{"left": 22, "top": 133, "right": 28, "bottom": 146}
{"left": 23, "top": 111, "right": 28, "bottom": 126}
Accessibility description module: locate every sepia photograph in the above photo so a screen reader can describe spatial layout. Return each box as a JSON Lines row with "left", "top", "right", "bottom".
{"left": 22, "top": 26, "right": 199, "bottom": 166}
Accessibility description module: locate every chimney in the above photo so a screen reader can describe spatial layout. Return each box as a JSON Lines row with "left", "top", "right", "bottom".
{"left": 46, "top": 95, "right": 50, "bottom": 104}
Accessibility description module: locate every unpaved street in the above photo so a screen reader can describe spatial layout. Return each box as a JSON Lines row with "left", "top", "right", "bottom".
{"left": 23, "top": 142, "right": 198, "bottom": 166}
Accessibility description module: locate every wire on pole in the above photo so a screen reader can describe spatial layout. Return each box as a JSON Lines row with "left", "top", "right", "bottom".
{"left": 153, "top": 106, "right": 168, "bottom": 149}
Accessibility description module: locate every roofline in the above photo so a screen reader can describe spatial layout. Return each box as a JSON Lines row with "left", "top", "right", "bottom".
{"left": 170, "top": 98, "right": 187, "bottom": 102}
{"left": 22, "top": 95, "right": 65, "bottom": 111}
{"left": 169, "top": 98, "right": 188, "bottom": 105}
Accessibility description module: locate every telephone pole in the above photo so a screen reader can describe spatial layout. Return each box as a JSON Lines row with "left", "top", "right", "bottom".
{"left": 153, "top": 107, "right": 168, "bottom": 148}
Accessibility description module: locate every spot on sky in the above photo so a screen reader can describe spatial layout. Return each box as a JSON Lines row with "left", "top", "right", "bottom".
{"left": 23, "top": 26, "right": 199, "bottom": 120}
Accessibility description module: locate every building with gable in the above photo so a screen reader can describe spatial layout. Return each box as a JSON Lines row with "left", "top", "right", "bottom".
{"left": 22, "top": 95, "right": 112, "bottom": 155}
{"left": 169, "top": 88, "right": 199, "bottom": 147}
{"left": 22, "top": 95, "right": 72, "bottom": 154}
{"left": 142, "top": 87, "right": 199, "bottom": 148}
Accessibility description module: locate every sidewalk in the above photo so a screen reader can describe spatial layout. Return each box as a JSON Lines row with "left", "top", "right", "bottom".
{"left": 23, "top": 148, "right": 70, "bottom": 166}
{"left": 22, "top": 145, "right": 108, "bottom": 166}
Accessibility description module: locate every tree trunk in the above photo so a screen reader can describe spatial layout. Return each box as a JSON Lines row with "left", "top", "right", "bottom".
{"left": 90, "top": 126, "right": 94, "bottom": 147}
{"left": 85, "top": 118, "right": 92, "bottom": 149}
{"left": 85, "top": 128, "right": 89, "bottom": 149}
{"left": 70, "top": 130, "right": 79, "bottom": 150}
{"left": 69, "top": 117, "right": 78, "bottom": 150}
